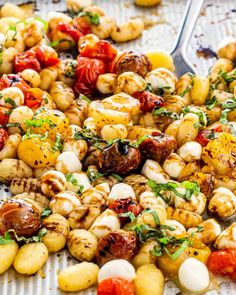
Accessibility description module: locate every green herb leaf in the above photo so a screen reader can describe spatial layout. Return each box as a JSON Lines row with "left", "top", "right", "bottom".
{"left": 0, "top": 231, "right": 14, "bottom": 245}
{"left": 4, "top": 98, "right": 17, "bottom": 108}
{"left": 78, "top": 11, "right": 100, "bottom": 25}
{"left": 66, "top": 173, "right": 78, "bottom": 186}
{"left": 221, "top": 98, "right": 236, "bottom": 110}
{"left": 182, "top": 106, "right": 207, "bottom": 127}
{"left": 25, "top": 118, "right": 56, "bottom": 129}
{"left": 164, "top": 239, "right": 189, "bottom": 261}
{"left": 5, "top": 229, "right": 47, "bottom": 244}
{"left": 79, "top": 94, "right": 91, "bottom": 104}
{"left": 153, "top": 107, "right": 179, "bottom": 120}
{"left": 41, "top": 208, "right": 52, "bottom": 219}
{"left": 52, "top": 133, "right": 62, "bottom": 152}
{"left": 220, "top": 108, "right": 231, "bottom": 125}
{"left": 196, "top": 225, "right": 204, "bottom": 232}
{"left": 119, "top": 211, "right": 136, "bottom": 222}
{"left": 49, "top": 39, "right": 73, "bottom": 48}
{"left": 111, "top": 173, "right": 123, "bottom": 181}
{"left": 206, "top": 96, "right": 218, "bottom": 110}
{"left": 179, "top": 85, "right": 192, "bottom": 97}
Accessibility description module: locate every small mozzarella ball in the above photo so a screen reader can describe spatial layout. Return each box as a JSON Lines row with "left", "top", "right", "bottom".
{"left": 162, "top": 153, "right": 186, "bottom": 179}
{"left": 107, "top": 183, "right": 136, "bottom": 201}
{"left": 139, "top": 191, "right": 167, "bottom": 209}
{"left": 67, "top": 229, "right": 98, "bottom": 262}
{"left": 66, "top": 172, "right": 91, "bottom": 193}
{"left": 41, "top": 170, "right": 67, "bottom": 198}
{"left": 78, "top": 33, "right": 99, "bottom": 51}
{"left": 177, "top": 141, "right": 202, "bottom": 162}
{"left": 214, "top": 222, "right": 236, "bottom": 249}
{"left": 8, "top": 106, "right": 34, "bottom": 134}
{"left": 66, "top": 0, "right": 92, "bottom": 12}
{"left": 90, "top": 209, "right": 120, "bottom": 239}
{"left": 0, "top": 87, "right": 24, "bottom": 107}
{"left": 20, "top": 69, "right": 41, "bottom": 87}
{"left": 56, "top": 151, "right": 82, "bottom": 174}
{"left": 208, "top": 187, "right": 236, "bottom": 218}
{"left": 141, "top": 159, "right": 169, "bottom": 183}
{"left": 98, "top": 259, "right": 135, "bottom": 283}
{"left": 115, "top": 72, "right": 147, "bottom": 95}
{"left": 145, "top": 68, "right": 176, "bottom": 94}
{"left": 50, "top": 191, "right": 81, "bottom": 217}
{"left": 101, "top": 124, "right": 127, "bottom": 141}
{"left": 96, "top": 74, "right": 117, "bottom": 94}
{"left": 178, "top": 258, "right": 209, "bottom": 293}
{"left": 164, "top": 219, "right": 186, "bottom": 237}
{"left": 62, "top": 138, "right": 88, "bottom": 160}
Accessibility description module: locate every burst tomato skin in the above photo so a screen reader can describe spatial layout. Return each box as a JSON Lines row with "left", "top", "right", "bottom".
{"left": 74, "top": 56, "right": 106, "bottom": 95}
{"left": 14, "top": 51, "right": 41, "bottom": 73}
{"left": 72, "top": 17, "right": 91, "bottom": 35}
{"left": 207, "top": 249, "right": 236, "bottom": 281}
{"left": 24, "top": 89, "right": 43, "bottom": 109}
{"left": 57, "top": 22, "right": 83, "bottom": 43}
{"left": 97, "top": 278, "right": 135, "bottom": 295}
{"left": 196, "top": 126, "right": 223, "bottom": 147}
{"left": 0, "top": 74, "right": 30, "bottom": 93}
{"left": 80, "top": 40, "right": 117, "bottom": 63}
{"left": 0, "top": 128, "right": 9, "bottom": 151}
{"left": 33, "top": 45, "right": 60, "bottom": 68}
{"left": 0, "top": 108, "right": 9, "bottom": 125}
{"left": 133, "top": 91, "right": 165, "bottom": 113}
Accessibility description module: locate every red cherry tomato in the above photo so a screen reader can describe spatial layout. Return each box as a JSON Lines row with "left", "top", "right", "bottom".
{"left": 97, "top": 278, "right": 135, "bottom": 295}
{"left": 24, "top": 89, "right": 43, "bottom": 109}
{"left": 0, "top": 107, "right": 10, "bottom": 125}
{"left": 207, "top": 249, "right": 236, "bottom": 281}
{"left": 0, "top": 74, "right": 30, "bottom": 93}
{"left": 74, "top": 56, "right": 106, "bottom": 95}
{"left": 57, "top": 22, "right": 83, "bottom": 43}
{"left": 133, "top": 91, "right": 165, "bottom": 113}
{"left": 80, "top": 40, "right": 117, "bottom": 63}
{"left": 72, "top": 17, "right": 91, "bottom": 35}
{"left": 0, "top": 128, "right": 8, "bottom": 151}
{"left": 14, "top": 51, "right": 41, "bottom": 73}
{"left": 108, "top": 197, "right": 142, "bottom": 225}
{"left": 196, "top": 126, "right": 223, "bottom": 147}
{"left": 33, "top": 45, "right": 60, "bottom": 68}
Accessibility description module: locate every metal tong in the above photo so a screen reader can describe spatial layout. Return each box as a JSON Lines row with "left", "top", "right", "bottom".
{"left": 170, "top": 0, "right": 205, "bottom": 77}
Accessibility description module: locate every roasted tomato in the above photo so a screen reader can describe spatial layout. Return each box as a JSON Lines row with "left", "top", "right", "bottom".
{"left": 207, "top": 249, "right": 236, "bottom": 281}
{"left": 33, "top": 45, "right": 60, "bottom": 68}
{"left": 96, "top": 229, "right": 138, "bottom": 266}
{"left": 80, "top": 40, "right": 117, "bottom": 63}
{"left": 24, "top": 89, "right": 43, "bottom": 109}
{"left": 139, "top": 132, "right": 177, "bottom": 162}
{"left": 108, "top": 197, "right": 142, "bottom": 225}
{"left": 189, "top": 172, "right": 215, "bottom": 198}
{"left": 133, "top": 91, "right": 165, "bottom": 113}
{"left": 0, "top": 107, "right": 10, "bottom": 125}
{"left": 14, "top": 51, "right": 41, "bottom": 73}
{"left": 99, "top": 141, "right": 141, "bottom": 175}
{"left": 116, "top": 51, "right": 152, "bottom": 77}
{"left": 0, "top": 128, "right": 8, "bottom": 150}
{"left": 97, "top": 278, "right": 135, "bottom": 295}
{"left": 196, "top": 126, "right": 223, "bottom": 147}
{"left": 72, "top": 17, "right": 91, "bottom": 35}
{"left": 0, "top": 199, "right": 41, "bottom": 237}
{"left": 57, "top": 22, "right": 83, "bottom": 43}
{"left": 74, "top": 56, "right": 106, "bottom": 95}
{"left": 0, "top": 74, "right": 30, "bottom": 93}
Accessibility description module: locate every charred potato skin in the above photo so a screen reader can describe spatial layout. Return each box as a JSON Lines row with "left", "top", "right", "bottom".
{"left": 96, "top": 229, "right": 138, "bottom": 266}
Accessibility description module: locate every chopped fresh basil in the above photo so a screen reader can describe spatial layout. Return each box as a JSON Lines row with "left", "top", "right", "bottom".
{"left": 66, "top": 173, "right": 78, "bottom": 186}
{"left": 153, "top": 107, "right": 179, "bottom": 120}
{"left": 206, "top": 96, "right": 218, "bottom": 110}
{"left": 78, "top": 11, "right": 100, "bottom": 25}
{"left": 41, "top": 208, "right": 52, "bottom": 219}
{"left": 52, "top": 133, "right": 62, "bottom": 152}
{"left": 119, "top": 211, "right": 136, "bottom": 222}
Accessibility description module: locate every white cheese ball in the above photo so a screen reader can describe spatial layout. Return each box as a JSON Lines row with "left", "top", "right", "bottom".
{"left": 98, "top": 259, "right": 136, "bottom": 283}
{"left": 177, "top": 141, "right": 202, "bottom": 162}
{"left": 66, "top": 172, "right": 91, "bottom": 193}
{"left": 108, "top": 183, "right": 136, "bottom": 200}
{"left": 162, "top": 153, "right": 186, "bottom": 179}
{"left": 89, "top": 209, "right": 120, "bottom": 239}
{"left": 145, "top": 67, "right": 176, "bottom": 94}
{"left": 178, "top": 258, "right": 210, "bottom": 292}
{"left": 56, "top": 151, "right": 82, "bottom": 174}
{"left": 141, "top": 159, "right": 169, "bottom": 183}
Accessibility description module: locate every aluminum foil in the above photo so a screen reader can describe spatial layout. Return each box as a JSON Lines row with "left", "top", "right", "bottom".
{"left": 0, "top": 0, "right": 236, "bottom": 294}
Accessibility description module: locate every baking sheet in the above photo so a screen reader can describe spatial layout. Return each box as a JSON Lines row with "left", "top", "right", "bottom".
{"left": 0, "top": 0, "right": 236, "bottom": 294}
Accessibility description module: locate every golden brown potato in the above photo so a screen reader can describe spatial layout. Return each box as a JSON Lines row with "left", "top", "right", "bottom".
{"left": 0, "top": 242, "right": 18, "bottom": 274}
{"left": 132, "top": 240, "right": 158, "bottom": 269}
{"left": 10, "top": 177, "right": 41, "bottom": 195}
{"left": 41, "top": 170, "right": 67, "bottom": 198}
{"left": 166, "top": 207, "right": 202, "bottom": 229}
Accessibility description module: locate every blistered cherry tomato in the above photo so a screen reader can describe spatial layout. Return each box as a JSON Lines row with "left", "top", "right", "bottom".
{"left": 57, "top": 22, "right": 83, "bottom": 43}
{"left": 0, "top": 128, "right": 8, "bottom": 150}
{"left": 133, "top": 91, "right": 165, "bottom": 113}
{"left": 80, "top": 40, "right": 117, "bottom": 63}
{"left": 97, "top": 278, "right": 135, "bottom": 295}
{"left": 14, "top": 51, "right": 41, "bottom": 73}
{"left": 24, "top": 89, "right": 43, "bottom": 109}
{"left": 196, "top": 126, "right": 223, "bottom": 147}
{"left": 74, "top": 56, "right": 106, "bottom": 95}
{"left": 0, "top": 74, "right": 30, "bottom": 93}
{"left": 108, "top": 197, "right": 142, "bottom": 225}
{"left": 0, "top": 107, "right": 10, "bottom": 125}
{"left": 72, "top": 17, "right": 91, "bottom": 35}
{"left": 207, "top": 249, "right": 236, "bottom": 281}
{"left": 33, "top": 45, "right": 60, "bottom": 68}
